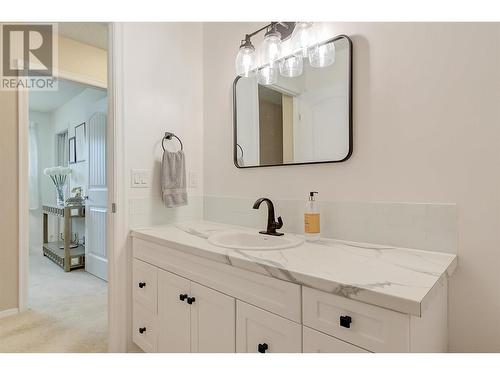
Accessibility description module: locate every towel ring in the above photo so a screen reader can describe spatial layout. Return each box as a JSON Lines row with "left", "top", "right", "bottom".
{"left": 162, "top": 132, "right": 183, "bottom": 151}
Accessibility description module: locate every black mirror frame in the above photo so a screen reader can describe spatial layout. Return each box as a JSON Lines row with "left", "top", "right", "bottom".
{"left": 232, "top": 34, "right": 353, "bottom": 169}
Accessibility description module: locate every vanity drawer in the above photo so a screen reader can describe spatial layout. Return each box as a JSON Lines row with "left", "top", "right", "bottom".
{"left": 133, "top": 302, "right": 158, "bottom": 353}
{"left": 302, "top": 287, "right": 409, "bottom": 352}
{"left": 236, "top": 301, "right": 302, "bottom": 353}
{"left": 133, "top": 258, "right": 158, "bottom": 313}
{"left": 133, "top": 238, "right": 301, "bottom": 322}
{"left": 303, "top": 326, "right": 369, "bottom": 353}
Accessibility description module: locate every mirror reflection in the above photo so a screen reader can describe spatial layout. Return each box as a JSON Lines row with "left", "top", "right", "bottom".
{"left": 234, "top": 35, "right": 352, "bottom": 168}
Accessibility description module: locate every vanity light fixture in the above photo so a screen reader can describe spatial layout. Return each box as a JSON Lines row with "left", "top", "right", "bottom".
{"left": 291, "top": 22, "right": 314, "bottom": 58}
{"left": 235, "top": 35, "right": 257, "bottom": 77}
{"left": 236, "top": 22, "right": 336, "bottom": 83}
{"left": 308, "top": 40, "right": 336, "bottom": 68}
{"left": 279, "top": 54, "right": 303, "bottom": 77}
{"left": 260, "top": 24, "right": 282, "bottom": 66}
{"left": 258, "top": 65, "right": 279, "bottom": 85}
{"left": 257, "top": 23, "right": 282, "bottom": 84}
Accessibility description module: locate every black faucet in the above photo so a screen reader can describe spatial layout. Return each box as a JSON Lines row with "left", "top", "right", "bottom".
{"left": 253, "top": 198, "right": 284, "bottom": 236}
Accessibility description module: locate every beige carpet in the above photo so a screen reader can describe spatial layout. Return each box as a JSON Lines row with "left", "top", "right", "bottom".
{"left": 0, "top": 249, "right": 108, "bottom": 352}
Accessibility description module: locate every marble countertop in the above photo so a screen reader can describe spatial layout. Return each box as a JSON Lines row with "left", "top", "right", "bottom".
{"left": 130, "top": 221, "right": 457, "bottom": 317}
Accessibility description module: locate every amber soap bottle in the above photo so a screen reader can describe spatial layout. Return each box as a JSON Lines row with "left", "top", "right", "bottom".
{"left": 304, "top": 191, "right": 320, "bottom": 241}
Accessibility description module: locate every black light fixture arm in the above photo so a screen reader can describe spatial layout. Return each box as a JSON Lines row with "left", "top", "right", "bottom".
{"left": 241, "top": 22, "right": 295, "bottom": 46}
{"left": 247, "top": 23, "right": 273, "bottom": 38}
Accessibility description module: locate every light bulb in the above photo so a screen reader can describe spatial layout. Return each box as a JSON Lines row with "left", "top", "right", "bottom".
{"left": 235, "top": 38, "right": 256, "bottom": 77}
{"left": 279, "top": 54, "right": 303, "bottom": 78}
{"left": 258, "top": 65, "right": 278, "bottom": 85}
{"left": 260, "top": 27, "right": 281, "bottom": 67}
{"left": 308, "top": 41, "right": 335, "bottom": 68}
{"left": 291, "top": 22, "right": 314, "bottom": 57}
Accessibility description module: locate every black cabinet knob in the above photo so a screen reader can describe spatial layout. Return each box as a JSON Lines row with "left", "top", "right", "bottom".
{"left": 139, "top": 327, "right": 147, "bottom": 334}
{"left": 187, "top": 296, "right": 196, "bottom": 305}
{"left": 138, "top": 282, "right": 146, "bottom": 288}
{"left": 257, "top": 343, "right": 269, "bottom": 353}
{"left": 179, "top": 293, "right": 188, "bottom": 301}
{"left": 340, "top": 315, "right": 352, "bottom": 328}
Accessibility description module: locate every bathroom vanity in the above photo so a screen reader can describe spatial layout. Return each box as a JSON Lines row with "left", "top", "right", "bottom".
{"left": 130, "top": 221, "right": 456, "bottom": 353}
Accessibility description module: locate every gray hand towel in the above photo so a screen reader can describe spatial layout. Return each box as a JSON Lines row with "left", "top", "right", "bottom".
{"left": 161, "top": 150, "right": 187, "bottom": 208}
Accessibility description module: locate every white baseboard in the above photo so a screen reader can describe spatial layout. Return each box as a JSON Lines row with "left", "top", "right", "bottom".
{"left": 0, "top": 308, "right": 19, "bottom": 319}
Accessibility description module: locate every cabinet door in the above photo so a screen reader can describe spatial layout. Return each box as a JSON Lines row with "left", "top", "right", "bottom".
{"left": 132, "top": 258, "right": 158, "bottom": 313}
{"left": 236, "top": 301, "right": 301, "bottom": 353}
{"left": 303, "top": 326, "right": 369, "bottom": 353}
{"left": 158, "top": 270, "right": 191, "bottom": 352}
{"left": 133, "top": 302, "right": 157, "bottom": 353}
{"left": 190, "top": 282, "right": 236, "bottom": 353}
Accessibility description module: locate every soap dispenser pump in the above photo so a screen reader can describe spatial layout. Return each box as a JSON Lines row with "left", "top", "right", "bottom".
{"left": 304, "top": 191, "right": 320, "bottom": 241}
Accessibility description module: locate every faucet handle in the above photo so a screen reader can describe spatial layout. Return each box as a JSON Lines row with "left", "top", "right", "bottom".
{"left": 275, "top": 216, "right": 283, "bottom": 229}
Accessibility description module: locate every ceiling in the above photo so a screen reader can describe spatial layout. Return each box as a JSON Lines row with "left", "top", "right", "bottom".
{"left": 58, "top": 22, "right": 108, "bottom": 50}
{"left": 29, "top": 79, "right": 104, "bottom": 113}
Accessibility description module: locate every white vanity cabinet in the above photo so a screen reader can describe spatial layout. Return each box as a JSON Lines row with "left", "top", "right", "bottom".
{"left": 132, "top": 236, "right": 448, "bottom": 353}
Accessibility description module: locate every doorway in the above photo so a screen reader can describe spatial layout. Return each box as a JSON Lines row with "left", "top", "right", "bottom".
{"left": 26, "top": 78, "right": 108, "bottom": 352}
{"left": 0, "top": 22, "right": 112, "bottom": 353}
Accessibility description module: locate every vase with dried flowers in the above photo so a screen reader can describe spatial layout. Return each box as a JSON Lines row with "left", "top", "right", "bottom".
{"left": 43, "top": 166, "right": 72, "bottom": 206}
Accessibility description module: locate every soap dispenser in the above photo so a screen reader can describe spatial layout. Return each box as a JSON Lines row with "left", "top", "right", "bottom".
{"left": 304, "top": 191, "right": 320, "bottom": 241}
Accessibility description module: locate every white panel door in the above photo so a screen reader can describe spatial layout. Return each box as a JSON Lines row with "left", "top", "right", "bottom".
{"left": 236, "top": 301, "right": 302, "bottom": 353}
{"left": 190, "top": 282, "right": 235, "bottom": 353}
{"left": 158, "top": 270, "right": 191, "bottom": 352}
{"left": 85, "top": 112, "right": 108, "bottom": 280}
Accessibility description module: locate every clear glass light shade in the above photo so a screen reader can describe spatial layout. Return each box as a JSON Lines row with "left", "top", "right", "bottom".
{"left": 308, "top": 41, "right": 335, "bottom": 68}
{"left": 235, "top": 45, "right": 256, "bottom": 77}
{"left": 291, "top": 22, "right": 314, "bottom": 57}
{"left": 258, "top": 65, "right": 278, "bottom": 85}
{"left": 260, "top": 33, "right": 281, "bottom": 66}
{"left": 279, "top": 54, "right": 303, "bottom": 78}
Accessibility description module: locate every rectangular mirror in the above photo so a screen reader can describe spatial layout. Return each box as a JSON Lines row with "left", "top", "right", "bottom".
{"left": 233, "top": 35, "right": 352, "bottom": 168}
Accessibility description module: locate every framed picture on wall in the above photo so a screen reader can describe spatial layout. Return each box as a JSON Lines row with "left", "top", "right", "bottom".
{"left": 75, "top": 122, "right": 86, "bottom": 162}
{"left": 68, "top": 136, "right": 76, "bottom": 164}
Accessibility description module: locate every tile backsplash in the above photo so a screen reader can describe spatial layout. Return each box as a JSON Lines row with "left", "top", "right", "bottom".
{"left": 129, "top": 195, "right": 203, "bottom": 228}
{"left": 203, "top": 196, "right": 457, "bottom": 254}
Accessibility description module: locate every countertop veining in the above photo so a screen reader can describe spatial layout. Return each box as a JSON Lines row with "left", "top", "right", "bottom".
{"left": 130, "top": 221, "right": 457, "bottom": 317}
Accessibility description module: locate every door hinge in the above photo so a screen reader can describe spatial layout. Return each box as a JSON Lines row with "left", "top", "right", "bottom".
{"left": 111, "top": 203, "right": 117, "bottom": 213}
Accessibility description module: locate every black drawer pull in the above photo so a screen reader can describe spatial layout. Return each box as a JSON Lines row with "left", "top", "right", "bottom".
{"left": 138, "top": 282, "right": 146, "bottom": 288}
{"left": 187, "top": 296, "right": 196, "bottom": 305}
{"left": 139, "top": 327, "right": 147, "bottom": 334}
{"left": 257, "top": 343, "right": 269, "bottom": 353}
{"left": 179, "top": 293, "right": 188, "bottom": 301}
{"left": 340, "top": 315, "right": 352, "bottom": 328}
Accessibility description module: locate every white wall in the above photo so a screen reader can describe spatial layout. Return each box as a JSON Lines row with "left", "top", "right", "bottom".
{"left": 51, "top": 87, "right": 107, "bottom": 194}
{"left": 202, "top": 22, "right": 500, "bottom": 352}
{"left": 28, "top": 111, "right": 53, "bottom": 251}
{"left": 120, "top": 22, "right": 204, "bottom": 350}
{"left": 123, "top": 23, "right": 204, "bottom": 228}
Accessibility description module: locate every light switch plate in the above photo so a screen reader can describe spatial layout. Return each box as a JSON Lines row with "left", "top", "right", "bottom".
{"left": 189, "top": 172, "right": 198, "bottom": 188}
{"left": 131, "top": 169, "right": 150, "bottom": 188}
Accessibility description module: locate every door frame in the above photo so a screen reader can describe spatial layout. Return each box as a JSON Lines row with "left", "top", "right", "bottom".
{"left": 17, "top": 22, "right": 129, "bottom": 352}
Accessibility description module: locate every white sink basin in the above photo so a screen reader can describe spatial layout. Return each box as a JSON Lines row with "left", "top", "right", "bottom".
{"left": 208, "top": 230, "right": 304, "bottom": 251}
